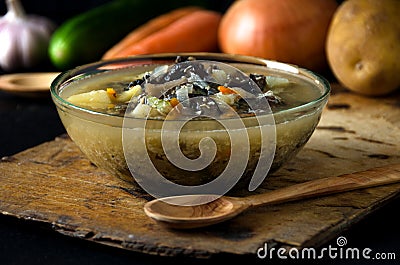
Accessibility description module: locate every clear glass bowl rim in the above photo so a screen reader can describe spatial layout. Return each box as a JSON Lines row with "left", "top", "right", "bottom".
{"left": 50, "top": 52, "right": 331, "bottom": 124}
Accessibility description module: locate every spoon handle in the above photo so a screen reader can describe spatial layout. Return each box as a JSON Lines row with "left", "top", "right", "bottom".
{"left": 247, "top": 163, "right": 400, "bottom": 207}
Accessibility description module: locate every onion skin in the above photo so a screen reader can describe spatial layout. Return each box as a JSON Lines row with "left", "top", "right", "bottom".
{"left": 218, "top": 0, "right": 338, "bottom": 72}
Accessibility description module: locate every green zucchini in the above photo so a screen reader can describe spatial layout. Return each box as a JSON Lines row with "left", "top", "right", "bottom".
{"left": 48, "top": 0, "right": 213, "bottom": 70}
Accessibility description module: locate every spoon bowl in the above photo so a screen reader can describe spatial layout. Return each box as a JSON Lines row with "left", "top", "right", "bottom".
{"left": 144, "top": 194, "right": 249, "bottom": 229}
{"left": 144, "top": 163, "right": 400, "bottom": 229}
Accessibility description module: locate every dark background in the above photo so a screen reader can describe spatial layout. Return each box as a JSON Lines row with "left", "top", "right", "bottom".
{"left": 0, "top": 0, "right": 234, "bottom": 27}
{"left": 0, "top": 1, "right": 398, "bottom": 264}
{"left": 0, "top": 0, "right": 110, "bottom": 24}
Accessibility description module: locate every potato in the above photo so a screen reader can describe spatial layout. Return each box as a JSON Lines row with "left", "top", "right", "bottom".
{"left": 115, "top": 85, "right": 142, "bottom": 102}
{"left": 67, "top": 85, "right": 142, "bottom": 110}
{"left": 326, "top": 0, "right": 400, "bottom": 96}
{"left": 68, "top": 90, "right": 113, "bottom": 109}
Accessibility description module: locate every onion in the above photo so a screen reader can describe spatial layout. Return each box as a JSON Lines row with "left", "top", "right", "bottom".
{"left": 218, "top": 0, "right": 338, "bottom": 72}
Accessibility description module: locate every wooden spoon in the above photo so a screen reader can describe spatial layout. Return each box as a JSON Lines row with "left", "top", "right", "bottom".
{"left": 144, "top": 163, "right": 400, "bottom": 229}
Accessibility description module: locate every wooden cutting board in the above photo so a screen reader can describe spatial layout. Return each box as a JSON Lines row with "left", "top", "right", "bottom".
{"left": 1, "top": 84, "right": 400, "bottom": 258}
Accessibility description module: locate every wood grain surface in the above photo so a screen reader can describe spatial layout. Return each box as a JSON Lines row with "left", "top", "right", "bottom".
{"left": 1, "top": 84, "right": 400, "bottom": 258}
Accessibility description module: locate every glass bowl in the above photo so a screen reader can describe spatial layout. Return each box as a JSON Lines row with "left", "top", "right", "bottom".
{"left": 51, "top": 53, "right": 330, "bottom": 196}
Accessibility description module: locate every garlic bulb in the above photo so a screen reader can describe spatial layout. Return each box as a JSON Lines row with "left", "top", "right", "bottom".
{"left": 0, "top": 0, "right": 56, "bottom": 71}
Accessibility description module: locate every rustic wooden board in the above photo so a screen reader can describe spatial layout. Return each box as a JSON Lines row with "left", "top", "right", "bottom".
{"left": 1, "top": 84, "right": 400, "bottom": 258}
